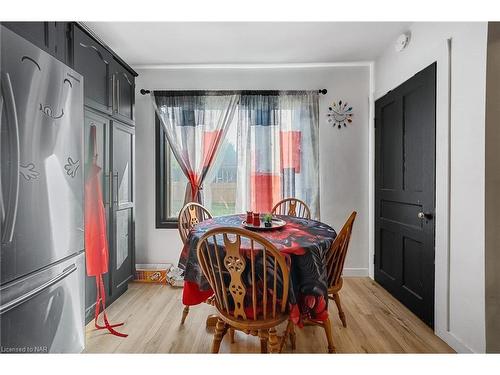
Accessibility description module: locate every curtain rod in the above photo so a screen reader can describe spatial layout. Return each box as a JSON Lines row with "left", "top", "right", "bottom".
{"left": 140, "top": 89, "right": 328, "bottom": 95}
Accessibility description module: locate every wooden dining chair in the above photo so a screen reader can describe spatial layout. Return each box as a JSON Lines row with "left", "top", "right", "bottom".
{"left": 280, "top": 211, "right": 356, "bottom": 353}
{"left": 178, "top": 202, "right": 213, "bottom": 245}
{"left": 271, "top": 198, "right": 311, "bottom": 219}
{"left": 178, "top": 202, "right": 213, "bottom": 324}
{"left": 196, "top": 227, "right": 290, "bottom": 353}
{"left": 325, "top": 211, "right": 357, "bottom": 328}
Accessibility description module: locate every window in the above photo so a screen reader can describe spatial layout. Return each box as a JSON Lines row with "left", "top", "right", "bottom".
{"left": 155, "top": 90, "right": 320, "bottom": 226}
{"left": 155, "top": 115, "right": 238, "bottom": 228}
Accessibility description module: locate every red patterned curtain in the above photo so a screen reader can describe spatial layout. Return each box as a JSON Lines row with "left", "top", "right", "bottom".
{"left": 236, "top": 92, "right": 320, "bottom": 218}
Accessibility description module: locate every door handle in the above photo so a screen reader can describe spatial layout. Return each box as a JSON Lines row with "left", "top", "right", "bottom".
{"left": 0, "top": 263, "right": 77, "bottom": 315}
{"left": 417, "top": 212, "right": 433, "bottom": 220}
{"left": 1, "top": 72, "right": 20, "bottom": 245}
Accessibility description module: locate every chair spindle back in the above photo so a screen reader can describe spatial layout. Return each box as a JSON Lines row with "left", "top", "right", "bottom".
{"left": 178, "top": 202, "right": 213, "bottom": 244}
{"left": 271, "top": 198, "right": 311, "bottom": 219}
{"left": 196, "top": 227, "right": 290, "bottom": 324}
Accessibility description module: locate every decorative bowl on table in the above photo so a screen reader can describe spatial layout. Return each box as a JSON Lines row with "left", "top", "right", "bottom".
{"left": 242, "top": 216, "right": 286, "bottom": 230}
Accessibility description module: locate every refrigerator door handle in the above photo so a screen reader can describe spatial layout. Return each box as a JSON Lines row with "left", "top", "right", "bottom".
{"left": 0, "top": 93, "right": 4, "bottom": 222}
{"left": 0, "top": 263, "right": 77, "bottom": 315}
{"left": 1, "top": 72, "right": 20, "bottom": 245}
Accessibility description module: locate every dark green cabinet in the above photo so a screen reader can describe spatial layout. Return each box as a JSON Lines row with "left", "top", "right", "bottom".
{"left": 2, "top": 22, "right": 71, "bottom": 65}
{"left": 74, "top": 25, "right": 136, "bottom": 324}
{"left": 111, "top": 60, "right": 135, "bottom": 125}
{"left": 110, "top": 122, "right": 135, "bottom": 296}
{"left": 2, "top": 22, "right": 48, "bottom": 49}
{"left": 73, "top": 26, "right": 136, "bottom": 125}
{"left": 83, "top": 115, "right": 135, "bottom": 324}
{"left": 53, "top": 22, "right": 70, "bottom": 63}
{"left": 84, "top": 110, "right": 112, "bottom": 323}
{"left": 73, "top": 25, "right": 113, "bottom": 114}
{"left": 112, "top": 207, "right": 134, "bottom": 296}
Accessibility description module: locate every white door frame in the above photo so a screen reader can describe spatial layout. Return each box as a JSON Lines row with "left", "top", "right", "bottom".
{"left": 368, "top": 40, "right": 473, "bottom": 353}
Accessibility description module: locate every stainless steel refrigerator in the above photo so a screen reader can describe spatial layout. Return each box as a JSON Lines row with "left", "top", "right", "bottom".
{"left": 0, "top": 26, "right": 85, "bottom": 353}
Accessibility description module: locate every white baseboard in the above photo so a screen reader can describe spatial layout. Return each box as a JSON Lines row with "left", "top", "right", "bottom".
{"left": 343, "top": 268, "right": 369, "bottom": 277}
{"left": 435, "top": 328, "right": 475, "bottom": 353}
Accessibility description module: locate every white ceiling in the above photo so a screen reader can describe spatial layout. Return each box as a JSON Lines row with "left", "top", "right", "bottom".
{"left": 85, "top": 22, "right": 412, "bottom": 67}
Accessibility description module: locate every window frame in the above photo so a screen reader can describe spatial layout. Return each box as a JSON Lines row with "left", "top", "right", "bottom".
{"left": 155, "top": 91, "right": 319, "bottom": 226}
{"left": 155, "top": 115, "right": 178, "bottom": 228}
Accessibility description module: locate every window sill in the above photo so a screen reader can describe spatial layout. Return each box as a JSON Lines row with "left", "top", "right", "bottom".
{"left": 156, "top": 220, "right": 178, "bottom": 229}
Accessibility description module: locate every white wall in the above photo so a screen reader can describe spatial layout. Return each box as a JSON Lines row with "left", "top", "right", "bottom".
{"left": 134, "top": 65, "right": 371, "bottom": 276}
{"left": 375, "top": 22, "right": 488, "bottom": 353}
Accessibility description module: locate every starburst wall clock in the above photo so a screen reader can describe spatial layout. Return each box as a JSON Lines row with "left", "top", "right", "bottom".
{"left": 327, "top": 100, "right": 353, "bottom": 129}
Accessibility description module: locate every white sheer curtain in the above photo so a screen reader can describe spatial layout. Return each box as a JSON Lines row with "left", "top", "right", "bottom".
{"left": 152, "top": 91, "right": 239, "bottom": 205}
{"left": 236, "top": 91, "right": 320, "bottom": 218}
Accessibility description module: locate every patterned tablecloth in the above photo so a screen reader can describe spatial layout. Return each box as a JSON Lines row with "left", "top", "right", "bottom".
{"left": 178, "top": 214, "right": 337, "bottom": 326}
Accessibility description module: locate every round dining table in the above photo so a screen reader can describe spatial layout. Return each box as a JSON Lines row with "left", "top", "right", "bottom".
{"left": 178, "top": 214, "right": 337, "bottom": 326}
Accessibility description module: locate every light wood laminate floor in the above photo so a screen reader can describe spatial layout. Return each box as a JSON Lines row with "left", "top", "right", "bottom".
{"left": 85, "top": 277, "right": 454, "bottom": 353}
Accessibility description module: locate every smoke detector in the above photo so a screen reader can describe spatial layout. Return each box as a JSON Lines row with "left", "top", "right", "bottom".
{"left": 395, "top": 32, "right": 411, "bottom": 52}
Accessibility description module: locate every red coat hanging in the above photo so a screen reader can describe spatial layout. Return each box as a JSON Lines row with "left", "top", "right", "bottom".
{"left": 84, "top": 125, "right": 127, "bottom": 337}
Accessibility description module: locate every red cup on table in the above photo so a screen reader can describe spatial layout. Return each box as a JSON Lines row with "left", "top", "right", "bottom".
{"left": 246, "top": 211, "right": 253, "bottom": 225}
{"left": 253, "top": 212, "right": 261, "bottom": 227}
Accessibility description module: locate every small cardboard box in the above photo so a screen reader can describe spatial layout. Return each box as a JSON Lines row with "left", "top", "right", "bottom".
{"left": 166, "top": 266, "right": 185, "bottom": 288}
{"left": 134, "top": 263, "right": 172, "bottom": 284}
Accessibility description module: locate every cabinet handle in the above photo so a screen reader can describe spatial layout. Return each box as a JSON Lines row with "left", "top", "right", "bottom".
{"left": 113, "top": 172, "right": 119, "bottom": 205}
{"left": 78, "top": 43, "right": 109, "bottom": 65}
{"left": 104, "top": 172, "right": 111, "bottom": 205}
{"left": 112, "top": 74, "right": 116, "bottom": 112}
{"left": 116, "top": 79, "right": 120, "bottom": 114}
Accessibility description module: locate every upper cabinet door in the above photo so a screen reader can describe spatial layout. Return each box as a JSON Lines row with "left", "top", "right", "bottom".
{"left": 51, "top": 22, "right": 71, "bottom": 65}
{"left": 111, "top": 60, "right": 135, "bottom": 125}
{"left": 73, "top": 26, "right": 112, "bottom": 114}
{"left": 2, "top": 22, "right": 71, "bottom": 65}
{"left": 2, "top": 22, "right": 50, "bottom": 51}
{"left": 111, "top": 121, "right": 134, "bottom": 210}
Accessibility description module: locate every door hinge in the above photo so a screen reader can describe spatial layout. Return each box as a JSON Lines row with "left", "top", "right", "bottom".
{"left": 373, "top": 253, "right": 376, "bottom": 264}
